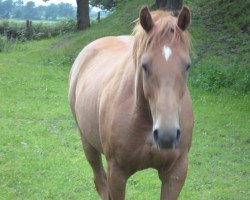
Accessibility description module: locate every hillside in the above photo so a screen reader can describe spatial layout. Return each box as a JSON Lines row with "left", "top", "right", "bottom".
{"left": 46, "top": 0, "right": 249, "bottom": 94}
{"left": 189, "top": 0, "right": 249, "bottom": 94}
{"left": 0, "top": 0, "right": 249, "bottom": 199}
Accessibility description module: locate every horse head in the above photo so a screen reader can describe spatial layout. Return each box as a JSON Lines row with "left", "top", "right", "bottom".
{"left": 134, "top": 6, "right": 191, "bottom": 149}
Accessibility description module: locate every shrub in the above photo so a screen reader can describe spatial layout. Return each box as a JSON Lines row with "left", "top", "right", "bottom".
{"left": 190, "top": 55, "right": 249, "bottom": 94}
{"left": 0, "top": 19, "right": 77, "bottom": 41}
{"left": 0, "top": 35, "right": 11, "bottom": 52}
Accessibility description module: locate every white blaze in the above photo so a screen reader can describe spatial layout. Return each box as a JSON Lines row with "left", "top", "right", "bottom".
{"left": 163, "top": 46, "right": 172, "bottom": 62}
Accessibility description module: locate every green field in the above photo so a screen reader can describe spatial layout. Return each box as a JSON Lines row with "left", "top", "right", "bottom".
{"left": 0, "top": 0, "right": 249, "bottom": 199}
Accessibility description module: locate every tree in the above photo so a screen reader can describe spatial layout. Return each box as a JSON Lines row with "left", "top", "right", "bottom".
{"left": 76, "top": 0, "right": 90, "bottom": 30}
{"left": 43, "top": 0, "right": 90, "bottom": 30}
{"left": 58, "top": 3, "right": 75, "bottom": 19}
{"left": 90, "top": 0, "right": 116, "bottom": 10}
{"left": 36, "top": 5, "right": 47, "bottom": 20}
{"left": 45, "top": 3, "right": 58, "bottom": 20}
{"left": 13, "top": 0, "right": 24, "bottom": 18}
{"left": 0, "top": 0, "right": 14, "bottom": 18}
{"left": 155, "top": 0, "right": 183, "bottom": 15}
{"left": 23, "top": 1, "right": 36, "bottom": 19}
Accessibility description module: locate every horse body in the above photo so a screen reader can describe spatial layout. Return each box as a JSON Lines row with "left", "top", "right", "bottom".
{"left": 69, "top": 7, "right": 193, "bottom": 200}
{"left": 70, "top": 36, "right": 134, "bottom": 153}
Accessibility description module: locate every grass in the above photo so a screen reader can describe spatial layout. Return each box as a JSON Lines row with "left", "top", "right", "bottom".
{"left": 0, "top": 0, "right": 249, "bottom": 199}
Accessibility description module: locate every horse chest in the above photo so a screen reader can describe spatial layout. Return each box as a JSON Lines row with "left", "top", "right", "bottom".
{"left": 104, "top": 123, "right": 180, "bottom": 170}
{"left": 115, "top": 143, "right": 180, "bottom": 172}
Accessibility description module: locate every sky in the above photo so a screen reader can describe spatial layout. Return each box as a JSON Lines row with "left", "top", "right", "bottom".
{"left": 23, "top": 0, "right": 77, "bottom": 7}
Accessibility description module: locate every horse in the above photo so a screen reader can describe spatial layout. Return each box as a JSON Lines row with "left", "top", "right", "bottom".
{"left": 68, "top": 6, "right": 194, "bottom": 200}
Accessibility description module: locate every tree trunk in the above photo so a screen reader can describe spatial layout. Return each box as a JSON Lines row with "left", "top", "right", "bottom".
{"left": 155, "top": 0, "right": 183, "bottom": 15}
{"left": 156, "top": 0, "right": 168, "bottom": 8}
{"left": 76, "top": 0, "right": 90, "bottom": 30}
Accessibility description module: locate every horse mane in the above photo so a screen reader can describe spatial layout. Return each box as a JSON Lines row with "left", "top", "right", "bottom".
{"left": 132, "top": 10, "right": 191, "bottom": 66}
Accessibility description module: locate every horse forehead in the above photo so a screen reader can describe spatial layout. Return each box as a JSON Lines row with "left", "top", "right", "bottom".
{"left": 161, "top": 44, "right": 190, "bottom": 64}
{"left": 162, "top": 46, "right": 172, "bottom": 62}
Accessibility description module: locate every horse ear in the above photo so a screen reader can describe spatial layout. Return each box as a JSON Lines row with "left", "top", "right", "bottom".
{"left": 140, "top": 6, "right": 154, "bottom": 33}
{"left": 177, "top": 6, "right": 191, "bottom": 31}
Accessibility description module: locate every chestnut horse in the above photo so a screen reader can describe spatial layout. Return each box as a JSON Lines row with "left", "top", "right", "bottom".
{"left": 69, "top": 6, "right": 194, "bottom": 200}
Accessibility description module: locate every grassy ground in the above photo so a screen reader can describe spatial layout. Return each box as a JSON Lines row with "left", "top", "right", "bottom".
{"left": 0, "top": 0, "right": 249, "bottom": 199}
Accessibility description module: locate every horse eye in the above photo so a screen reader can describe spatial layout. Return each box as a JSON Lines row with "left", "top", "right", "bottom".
{"left": 142, "top": 63, "right": 149, "bottom": 74}
{"left": 186, "top": 64, "right": 191, "bottom": 71}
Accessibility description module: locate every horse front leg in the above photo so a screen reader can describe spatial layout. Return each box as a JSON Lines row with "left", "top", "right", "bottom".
{"left": 107, "top": 159, "right": 128, "bottom": 200}
{"left": 81, "top": 139, "right": 109, "bottom": 200}
{"left": 158, "top": 154, "right": 188, "bottom": 200}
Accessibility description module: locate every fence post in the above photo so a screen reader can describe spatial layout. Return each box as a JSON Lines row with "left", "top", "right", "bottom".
{"left": 97, "top": 11, "right": 100, "bottom": 23}
{"left": 29, "top": 21, "right": 32, "bottom": 39}
{"left": 26, "top": 20, "right": 33, "bottom": 40}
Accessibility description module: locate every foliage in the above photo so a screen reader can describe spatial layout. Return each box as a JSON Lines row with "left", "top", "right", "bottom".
{"left": 0, "top": 19, "right": 76, "bottom": 42}
{"left": 0, "top": 35, "right": 12, "bottom": 51}
{"left": 0, "top": 20, "right": 25, "bottom": 39}
{"left": 0, "top": 0, "right": 76, "bottom": 20}
{"left": 90, "top": 0, "right": 116, "bottom": 10}
{"left": 153, "top": 0, "right": 183, "bottom": 11}
{"left": 32, "top": 20, "right": 77, "bottom": 40}
{"left": 190, "top": 56, "right": 249, "bottom": 94}
{"left": 90, "top": 0, "right": 125, "bottom": 10}
{"left": 0, "top": 0, "right": 14, "bottom": 18}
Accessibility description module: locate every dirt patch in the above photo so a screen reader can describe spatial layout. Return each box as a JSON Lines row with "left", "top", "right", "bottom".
{"left": 51, "top": 35, "right": 74, "bottom": 49}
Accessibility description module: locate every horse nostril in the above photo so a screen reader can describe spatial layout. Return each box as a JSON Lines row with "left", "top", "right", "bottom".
{"left": 176, "top": 129, "right": 181, "bottom": 141}
{"left": 153, "top": 129, "right": 159, "bottom": 142}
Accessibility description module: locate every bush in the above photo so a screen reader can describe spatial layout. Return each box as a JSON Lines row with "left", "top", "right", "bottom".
{"left": 0, "top": 19, "right": 76, "bottom": 41}
{"left": 0, "top": 35, "right": 12, "bottom": 52}
{"left": 0, "top": 35, "right": 6, "bottom": 51}
{"left": 190, "top": 55, "right": 249, "bottom": 94}
{"left": 32, "top": 20, "right": 76, "bottom": 40}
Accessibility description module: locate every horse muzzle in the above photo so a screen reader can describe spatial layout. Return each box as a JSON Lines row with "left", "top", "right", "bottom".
{"left": 153, "top": 128, "right": 180, "bottom": 149}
